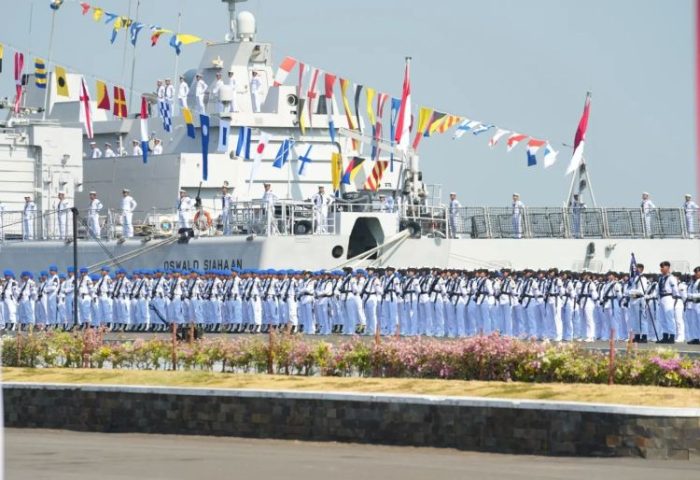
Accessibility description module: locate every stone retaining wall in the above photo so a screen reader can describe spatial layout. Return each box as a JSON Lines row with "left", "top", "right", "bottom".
{"left": 3, "top": 383, "right": 699, "bottom": 459}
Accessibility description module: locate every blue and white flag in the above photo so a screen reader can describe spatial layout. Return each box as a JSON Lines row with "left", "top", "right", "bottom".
{"left": 389, "top": 97, "right": 401, "bottom": 171}
{"left": 129, "top": 22, "right": 144, "bottom": 46}
{"left": 472, "top": 123, "right": 494, "bottom": 135}
{"left": 217, "top": 119, "right": 231, "bottom": 153}
{"left": 452, "top": 119, "right": 480, "bottom": 139}
{"left": 169, "top": 34, "right": 182, "bottom": 55}
{"left": 161, "top": 101, "right": 172, "bottom": 133}
{"left": 200, "top": 114, "right": 210, "bottom": 180}
{"left": 543, "top": 143, "right": 558, "bottom": 169}
{"left": 273, "top": 139, "right": 295, "bottom": 168}
{"left": 235, "top": 126, "right": 251, "bottom": 159}
{"left": 297, "top": 144, "right": 313, "bottom": 176}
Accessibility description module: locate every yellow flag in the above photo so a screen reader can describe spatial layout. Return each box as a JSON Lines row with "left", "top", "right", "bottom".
{"left": 177, "top": 34, "right": 202, "bottom": 45}
{"left": 55, "top": 65, "right": 69, "bottom": 97}
{"left": 365, "top": 87, "right": 376, "bottom": 126}
{"left": 331, "top": 153, "right": 342, "bottom": 192}
{"left": 412, "top": 106, "right": 433, "bottom": 150}
{"left": 339, "top": 78, "right": 358, "bottom": 150}
{"left": 92, "top": 7, "right": 103, "bottom": 22}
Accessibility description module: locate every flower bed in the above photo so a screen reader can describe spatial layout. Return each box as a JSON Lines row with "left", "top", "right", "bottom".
{"left": 2, "top": 332, "right": 699, "bottom": 388}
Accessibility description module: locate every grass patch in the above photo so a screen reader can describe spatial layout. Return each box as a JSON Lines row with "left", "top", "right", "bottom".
{"left": 3, "top": 368, "right": 699, "bottom": 408}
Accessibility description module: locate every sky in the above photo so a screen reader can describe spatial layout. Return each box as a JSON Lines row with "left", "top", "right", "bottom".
{"left": 0, "top": 0, "right": 695, "bottom": 207}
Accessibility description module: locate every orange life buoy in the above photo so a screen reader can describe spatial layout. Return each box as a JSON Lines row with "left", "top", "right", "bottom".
{"left": 193, "top": 210, "right": 213, "bottom": 228}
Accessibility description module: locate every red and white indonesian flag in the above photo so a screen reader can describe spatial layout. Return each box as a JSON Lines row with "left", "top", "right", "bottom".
{"left": 248, "top": 131, "right": 272, "bottom": 191}
{"left": 395, "top": 58, "right": 411, "bottom": 150}
{"left": 79, "top": 77, "right": 94, "bottom": 139}
{"left": 565, "top": 93, "right": 591, "bottom": 175}
{"left": 273, "top": 56, "right": 297, "bottom": 87}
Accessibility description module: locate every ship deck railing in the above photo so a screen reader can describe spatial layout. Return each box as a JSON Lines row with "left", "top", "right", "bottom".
{"left": 0, "top": 204, "right": 697, "bottom": 242}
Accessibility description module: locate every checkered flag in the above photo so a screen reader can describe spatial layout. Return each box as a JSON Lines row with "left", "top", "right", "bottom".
{"left": 161, "top": 101, "right": 172, "bottom": 133}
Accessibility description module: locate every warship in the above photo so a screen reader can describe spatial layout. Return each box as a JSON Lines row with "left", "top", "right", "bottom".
{"left": 0, "top": 0, "right": 697, "bottom": 274}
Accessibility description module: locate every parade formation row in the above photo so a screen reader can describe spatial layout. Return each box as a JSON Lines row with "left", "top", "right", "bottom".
{"left": 1, "top": 263, "right": 699, "bottom": 345}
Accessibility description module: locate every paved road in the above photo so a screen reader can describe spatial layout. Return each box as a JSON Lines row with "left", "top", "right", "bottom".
{"left": 4, "top": 429, "right": 698, "bottom": 480}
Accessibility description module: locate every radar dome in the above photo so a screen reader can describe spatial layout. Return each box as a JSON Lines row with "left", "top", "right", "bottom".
{"left": 236, "top": 11, "right": 256, "bottom": 41}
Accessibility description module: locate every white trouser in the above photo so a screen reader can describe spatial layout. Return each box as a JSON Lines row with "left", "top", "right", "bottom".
{"left": 23, "top": 217, "right": 34, "bottom": 240}
{"left": 196, "top": 95, "right": 206, "bottom": 114}
{"left": 512, "top": 215, "right": 522, "bottom": 239}
{"left": 222, "top": 211, "right": 232, "bottom": 235}
{"left": 659, "top": 297, "right": 675, "bottom": 335}
{"left": 686, "top": 305, "right": 699, "bottom": 340}
{"left": 418, "top": 297, "right": 433, "bottom": 336}
{"left": 57, "top": 213, "right": 68, "bottom": 239}
{"left": 178, "top": 211, "right": 192, "bottom": 230}
{"left": 363, "top": 296, "right": 378, "bottom": 335}
{"left": 88, "top": 214, "right": 100, "bottom": 238}
{"left": 314, "top": 210, "right": 328, "bottom": 234}
{"left": 252, "top": 93, "right": 262, "bottom": 113}
{"left": 179, "top": 97, "right": 188, "bottom": 110}
{"left": 674, "top": 300, "right": 685, "bottom": 342}
{"left": 122, "top": 211, "right": 134, "bottom": 238}
{"left": 498, "top": 302, "right": 513, "bottom": 337}
{"left": 545, "top": 298, "right": 562, "bottom": 341}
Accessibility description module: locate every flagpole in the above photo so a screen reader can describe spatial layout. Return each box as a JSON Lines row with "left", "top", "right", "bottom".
{"left": 121, "top": 0, "right": 133, "bottom": 84}
{"left": 41, "top": 9, "right": 57, "bottom": 121}
{"left": 173, "top": 2, "right": 184, "bottom": 84}
{"left": 127, "top": 0, "right": 142, "bottom": 115}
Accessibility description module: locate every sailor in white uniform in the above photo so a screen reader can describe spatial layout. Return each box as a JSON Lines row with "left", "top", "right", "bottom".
{"left": 656, "top": 260, "right": 679, "bottom": 344}
{"left": 164, "top": 78, "right": 175, "bottom": 111}
{"left": 104, "top": 143, "right": 116, "bottom": 158}
{"left": 178, "top": 75, "right": 190, "bottom": 111}
{"left": 261, "top": 183, "right": 278, "bottom": 235}
{"left": 211, "top": 72, "right": 225, "bottom": 113}
{"left": 120, "top": 188, "right": 138, "bottom": 238}
{"left": 132, "top": 139, "right": 143, "bottom": 157}
{"left": 22, "top": 195, "right": 37, "bottom": 240}
{"left": 448, "top": 192, "right": 461, "bottom": 239}
{"left": 90, "top": 142, "right": 103, "bottom": 159}
{"left": 177, "top": 189, "right": 195, "bottom": 230}
{"left": 311, "top": 185, "right": 333, "bottom": 234}
{"left": 194, "top": 73, "right": 207, "bottom": 114}
{"left": 220, "top": 184, "right": 235, "bottom": 235}
{"left": 569, "top": 194, "right": 586, "bottom": 238}
{"left": 152, "top": 138, "right": 163, "bottom": 155}
{"left": 641, "top": 192, "right": 656, "bottom": 237}
{"left": 250, "top": 71, "right": 263, "bottom": 113}
{"left": 686, "top": 266, "right": 700, "bottom": 345}
{"left": 55, "top": 191, "right": 70, "bottom": 240}
{"left": 87, "top": 191, "right": 103, "bottom": 238}
{"left": 156, "top": 79, "right": 165, "bottom": 117}
{"left": 683, "top": 194, "right": 698, "bottom": 238}
{"left": 511, "top": 193, "right": 524, "bottom": 239}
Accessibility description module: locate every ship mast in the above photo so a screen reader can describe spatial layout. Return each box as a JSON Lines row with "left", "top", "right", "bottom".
{"left": 222, "top": 0, "right": 249, "bottom": 42}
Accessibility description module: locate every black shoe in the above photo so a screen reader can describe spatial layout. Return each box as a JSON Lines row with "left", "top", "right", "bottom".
{"left": 640, "top": 334, "right": 648, "bottom": 343}
{"left": 632, "top": 334, "right": 640, "bottom": 343}
{"left": 688, "top": 339, "right": 700, "bottom": 345}
{"left": 668, "top": 334, "right": 675, "bottom": 344}
{"left": 656, "top": 333, "right": 668, "bottom": 344}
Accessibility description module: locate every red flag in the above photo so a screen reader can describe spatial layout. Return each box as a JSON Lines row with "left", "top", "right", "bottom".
{"left": 565, "top": 93, "right": 591, "bottom": 175}
{"left": 395, "top": 58, "right": 411, "bottom": 149}
{"left": 13, "top": 52, "right": 24, "bottom": 113}
{"left": 96, "top": 80, "right": 110, "bottom": 110}
{"left": 79, "top": 78, "right": 93, "bottom": 138}
{"left": 80, "top": 2, "right": 90, "bottom": 15}
{"left": 113, "top": 86, "right": 127, "bottom": 118}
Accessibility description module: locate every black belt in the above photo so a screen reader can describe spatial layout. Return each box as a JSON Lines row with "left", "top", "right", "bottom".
{"left": 660, "top": 293, "right": 672, "bottom": 297}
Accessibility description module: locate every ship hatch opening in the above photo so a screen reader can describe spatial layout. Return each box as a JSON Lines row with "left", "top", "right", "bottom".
{"left": 347, "top": 218, "right": 385, "bottom": 260}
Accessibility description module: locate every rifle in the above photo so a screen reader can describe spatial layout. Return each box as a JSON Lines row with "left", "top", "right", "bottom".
{"left": 195, "top": 181, "right": 203, "bottom": 210}
{"left": 643, "top": 299, "right": 660, "bottom": 342}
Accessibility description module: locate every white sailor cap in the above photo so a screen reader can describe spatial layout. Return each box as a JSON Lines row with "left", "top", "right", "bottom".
{"left": 379, "top": 194, "right": 386, "bottom": 197}
{"left": 179, "top": 189, "right": 187, "bottom": 193}
{"left": 122, "top": 188, "right": 130, "bottom": 193}
{"left": 513, "top": 192, "right": 520, "bottom": 197}
{"left": 449, "top": 192, "right": 456, "bottom": 195}
{"left": 104, "top": 142, "right": 112, "bottom": 147}
{"left": 263, "top": 182, "right": 271, "bottom": 187}
{"left": 684, "top": 193, "right": 692, "bottom": 198}
{"left": 89, "top": 191, "right": 97, "bottom": 195}
{"left": 89, "top": 141, "right": 97, "bottom": 145}
{"left": 642, "top": 191, "right": 649, "bottom": 196}
{"left": 196, "top": 73, "right": 202, "bottom": 77}
{"left": 24, "top": 194, "right": 31, "bottom": 198}
{"left": 57, "top": 190, "right": 66, "bottom": 195}
{"left": 318, "top": 185, "right": 325, "bottom": 188}
{"left": 132, "top": 139, "right": 139, "bottom": 144}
